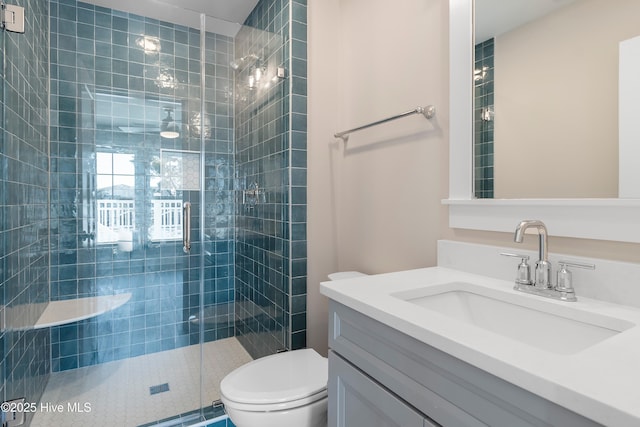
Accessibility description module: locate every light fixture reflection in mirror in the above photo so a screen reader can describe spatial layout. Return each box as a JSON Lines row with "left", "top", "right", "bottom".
{"left": 474, "top": 65, "right": 488, "bottom": 81}
{"left": 160, "top": 107, "right": 180, "bottom": 139}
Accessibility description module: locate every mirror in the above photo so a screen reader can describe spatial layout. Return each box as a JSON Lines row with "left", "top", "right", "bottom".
{"left": 473, "top": 0, "right": 640, "bottom": 199}
{"left": 446, "top": 0, "right": 640, "bottom": 243}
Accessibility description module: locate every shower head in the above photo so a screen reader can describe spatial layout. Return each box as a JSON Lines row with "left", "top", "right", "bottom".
{"left": 230, "top": 54, "right": 260, "bottom": 70}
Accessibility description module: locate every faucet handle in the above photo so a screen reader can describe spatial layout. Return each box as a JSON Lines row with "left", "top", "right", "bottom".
{"left": 500, "top": 252, "right": 532, "bottom": 286}
{"left": 556, "top": 260, "right": 595, "bottom": 293}
{"left": 500, "top": 252, "right": 530, "bottom": 260}
{"left": 558, "top": 260, "right": 596, "bottom": 270}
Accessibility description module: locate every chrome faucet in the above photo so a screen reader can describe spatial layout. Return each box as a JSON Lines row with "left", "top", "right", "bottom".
{"left": 514, "top": 220, "right": 551, "bottom": 289}
{"left": 504, "top": 220, "right": 595, "bottom": 302}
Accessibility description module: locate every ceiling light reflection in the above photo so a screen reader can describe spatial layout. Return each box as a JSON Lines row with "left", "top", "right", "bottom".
{"left": 136, "top": 36, "right": 161, "bottom": 53}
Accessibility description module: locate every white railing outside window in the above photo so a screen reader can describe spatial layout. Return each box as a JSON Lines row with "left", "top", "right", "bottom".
{"left": 150, "top": 199, "right": 183, "bottom": 241}
{"left": 96, "top": 199, "right": 183, "bottom": 243}
{"left": 96, "top": 200, "right": 135, "bottom": 243}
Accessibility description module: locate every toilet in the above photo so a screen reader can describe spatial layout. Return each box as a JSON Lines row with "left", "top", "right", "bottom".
{"left": 220, "top": 271, "right": 367, "bottom": 427}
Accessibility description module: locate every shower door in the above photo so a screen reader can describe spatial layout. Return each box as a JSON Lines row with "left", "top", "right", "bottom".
{"left": 40, "top": 2, "right": 238, "bottom": 425}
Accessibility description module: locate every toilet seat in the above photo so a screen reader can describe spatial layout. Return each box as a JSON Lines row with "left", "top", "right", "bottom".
{"left": 220, "top": 348, "right": 328, "bottom": 412}
{"left": 222, "top": 389, "right": 328, "bottom": 412}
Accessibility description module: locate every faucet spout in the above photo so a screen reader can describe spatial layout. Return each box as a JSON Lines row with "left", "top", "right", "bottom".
{"left": 514, "top": 220, "right": 551, "bottom": 289}
{"left": 514, "top": 219, "right": 548, "bottom": 262}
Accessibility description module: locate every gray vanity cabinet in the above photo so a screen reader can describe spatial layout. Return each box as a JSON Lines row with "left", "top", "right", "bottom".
{"left": 329, "top": 351, "right": 435, "bottom": 427}
{"left": 327, "top": 301, "right": 602, "bottom": 427}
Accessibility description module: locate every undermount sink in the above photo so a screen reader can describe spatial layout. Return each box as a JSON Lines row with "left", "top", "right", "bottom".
{"left": 392, "top": 282, "right": 635, "bottom": 355}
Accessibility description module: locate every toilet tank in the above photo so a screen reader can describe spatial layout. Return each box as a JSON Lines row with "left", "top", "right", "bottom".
{"left": 327, "top": 271, "right": 367, "bottom": 281}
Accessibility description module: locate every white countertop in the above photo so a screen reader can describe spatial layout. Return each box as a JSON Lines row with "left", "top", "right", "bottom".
{"left": 320, "top": 267, "right": 640, "bottom": 427}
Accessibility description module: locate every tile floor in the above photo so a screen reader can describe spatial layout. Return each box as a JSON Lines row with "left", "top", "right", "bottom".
{"left": 31, "top": 338, "right": 252, "bottom": 427}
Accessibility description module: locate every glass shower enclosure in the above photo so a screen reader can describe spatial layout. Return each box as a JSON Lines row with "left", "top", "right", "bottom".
{"left": 0, "top": 0, "right": 302, "bottom": 425}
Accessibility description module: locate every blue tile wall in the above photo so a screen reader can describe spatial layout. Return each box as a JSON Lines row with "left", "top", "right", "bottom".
{"left": 49, "top": 0, "right": 235, "bottom": 371}
{"left": 0, "top": 0, "right": 51, "bottom": 424}
{"left": 234, "top": 0, "right": 307, "bottom": 358}
{"left": 474, "top": 38, "right": 494, "bottom": 199}
{"left": 288, "top": 0, "right": 308, "bottom": 351}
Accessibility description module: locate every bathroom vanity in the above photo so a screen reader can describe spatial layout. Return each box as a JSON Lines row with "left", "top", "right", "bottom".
{"left": 321, "top": 266, "right": 640, "bottom": 427}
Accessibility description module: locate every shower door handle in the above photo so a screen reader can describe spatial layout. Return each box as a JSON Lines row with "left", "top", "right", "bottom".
{"left": 183, "top": 202, "right": 191, "bottom": 253}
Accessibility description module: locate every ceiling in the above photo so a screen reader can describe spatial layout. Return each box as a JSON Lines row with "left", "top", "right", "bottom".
{"left": 80, "top": 0, "right": 259, "bottom": 36}
{"left": 154, "top": 0, "right": 260, "bottom": 23}
{"left": 475, "top": 0, "right": 578, "bottom": 43}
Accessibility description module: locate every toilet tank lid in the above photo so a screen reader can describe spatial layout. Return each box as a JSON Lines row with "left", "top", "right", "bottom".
{"left": 327, "top": 271, "right": 367, "bottom": 280}
{"left": 220, "top": 348, "right": 328, "bottom": 405}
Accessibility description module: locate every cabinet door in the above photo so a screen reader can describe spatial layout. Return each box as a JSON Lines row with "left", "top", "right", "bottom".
{"left": 329, "top": 352, "right": 436, "bottom": 427}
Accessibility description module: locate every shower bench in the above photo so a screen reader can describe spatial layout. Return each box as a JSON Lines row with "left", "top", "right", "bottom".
{"left": 32, "top": 293, "right": 132, "bottom": 329}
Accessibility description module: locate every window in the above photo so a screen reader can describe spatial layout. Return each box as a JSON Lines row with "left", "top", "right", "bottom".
{"left": 96, "top": 152, "right": 135, "bottom": 244}
{"left": 147, "top": 149, "right": 200, "bottom": 241}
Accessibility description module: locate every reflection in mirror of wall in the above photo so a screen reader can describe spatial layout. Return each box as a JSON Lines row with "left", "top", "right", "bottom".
{"left": 474, "top": 38, "right": 495, "bottom": 199}
{"left": 474, "top": 0, "right": 640, "bottom": 199}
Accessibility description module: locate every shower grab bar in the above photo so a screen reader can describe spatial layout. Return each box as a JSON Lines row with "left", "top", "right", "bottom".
{"left": 183, "top": 202, "right": 191, "bottom": 254}
{"left": 334, "top": 105, "right": 436, "bottom": 141}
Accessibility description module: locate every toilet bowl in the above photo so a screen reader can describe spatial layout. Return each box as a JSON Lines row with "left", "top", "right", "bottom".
{"left": 220, "top": 348, "right": 328, "bottom": 427}
{"left": 220, "top": 271, "right": 367, "bottom": 427}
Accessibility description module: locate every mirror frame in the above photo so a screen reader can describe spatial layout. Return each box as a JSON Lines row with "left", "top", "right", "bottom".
{"left": 444, "top": 0, "right": 640, "bottom": 243}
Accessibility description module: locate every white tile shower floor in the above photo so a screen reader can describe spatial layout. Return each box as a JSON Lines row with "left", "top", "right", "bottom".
{"left": 31, "top": 337, "right": 252, "bottom": 427}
